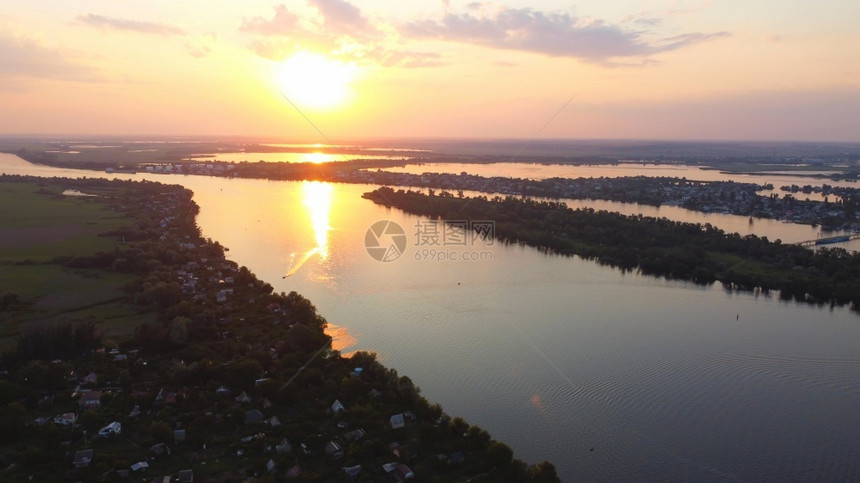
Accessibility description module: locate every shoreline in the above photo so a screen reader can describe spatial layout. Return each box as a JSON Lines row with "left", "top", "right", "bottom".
{"left": 0, "top": 174, "right": 559, "bottom": 481}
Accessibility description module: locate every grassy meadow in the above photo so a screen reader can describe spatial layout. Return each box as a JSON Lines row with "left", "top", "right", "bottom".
{"left": 0, "top": 181, "right": 154, "bottom": 350}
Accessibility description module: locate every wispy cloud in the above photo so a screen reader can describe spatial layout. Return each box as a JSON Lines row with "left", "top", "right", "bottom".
{"left": 186, "top": 41, "right": 212, "bottom": 58}
{"left": 311, "top": 0, "right": 370, "bottom": 34}
{"left": 240, "top": 1, "right": 374, "bottom": 38}
{"left": 239, "top": 5, "right": 300, "bottom": 36}
{"left": 405, "top": 7, "right": 729, "bottom": 65}
{"left": 369, "top": 48, "right": 446, "bottom": 68}
{"left": 0, "top": 29, "right": 100, "bottom": 82}
{"left": 240, "top": 2, "right": 440, "bottom": 68}
{"left": 186, "top": 32, "right": 217, "bottom": 58}
{"left": 76, "top": 14, "right": 185, "bottom": 36}
{"left": 632, "top": 17, "right": 663, "bottom": 27}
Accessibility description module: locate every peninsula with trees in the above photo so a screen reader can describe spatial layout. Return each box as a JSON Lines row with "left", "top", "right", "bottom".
{"left": 363, "top": 187, "right": 860, "bottom": 311}
{"left": 0, "top": 175, "right": 559, "bottom": 482}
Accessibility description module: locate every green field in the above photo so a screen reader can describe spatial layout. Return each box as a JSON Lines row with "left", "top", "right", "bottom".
{"left": 0, "top": 181, "right": 155, "bottom": 350}
{"left": 702, "top": 162, "right": 843, "bottom": 176}
{"left": 0, "top": 139, "right": 225, "bottom": 166}
{"left": 0, "top": 182, "right": 125, "bottom": 261}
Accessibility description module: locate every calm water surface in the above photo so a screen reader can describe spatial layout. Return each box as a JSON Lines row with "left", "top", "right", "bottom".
{"left": 3, "top": 154, "right": 860, "bottom": 481}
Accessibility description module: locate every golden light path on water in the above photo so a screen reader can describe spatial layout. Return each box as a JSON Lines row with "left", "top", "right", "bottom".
{"left": 326, "top": 323, "right": 359, "bottom": 355}
{"left": 290, "top": 180, "right": 358, "bottom": 354}
{"left": 283, "top": 180, "right": 333, "bottom": 277}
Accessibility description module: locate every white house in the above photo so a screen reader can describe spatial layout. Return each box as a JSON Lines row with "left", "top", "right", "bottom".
{"left": 54, "top": 412, "right": 77, "bottom": 426}
{"left": 99, "top": 421, "right": 122, "bottom": 437}
{"left": 331, "top": 399, "right": 345, "bottom": 413}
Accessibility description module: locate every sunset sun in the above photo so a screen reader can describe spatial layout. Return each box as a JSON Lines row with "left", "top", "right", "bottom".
{"left": 277, "top": 52, "right": 357, "bottom": 110}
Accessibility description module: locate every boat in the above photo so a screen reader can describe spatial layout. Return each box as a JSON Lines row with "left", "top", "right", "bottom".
{"left": 814, "top": 235, "right": 851, "bottom": 245}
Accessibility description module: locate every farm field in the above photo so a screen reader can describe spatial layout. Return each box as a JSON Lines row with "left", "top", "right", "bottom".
{"left": 0, "top": 181, "right": 153, "bottom": 351}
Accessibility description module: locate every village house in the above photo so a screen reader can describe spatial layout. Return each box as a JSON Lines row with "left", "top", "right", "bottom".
{"left": 344, "top": 428, "right": 366, "bottom": 443}
{"left": 244, "top": 409, "right": 264, "bottom": 424}
{"left": 343, "top": 465, "right": 362, "bottom": 479}
{"left": 53, "top": 412, "right": 77, "bottom": 426}
{"left": 72, "top": 449, "right": 94, "bottom": 468}
{"left": 235, "top": 391, "right": 251, "bottom": 403}
{"left": 79, "top": 390, "right": 102, "bottom": 409}
{"left": 331, "top": 399, "right": 345, "bottom": 413}
{"left": 276, "top": 438, "right": 292, "bottom": 454}
{"left": 325, "top": 441, "right": 343, "bottom": 460}
{"left": 285, "top": 465, "right": 301, "bottom": 478}
{"left": 99, "top": 421, "right": 121, "bottom": 437}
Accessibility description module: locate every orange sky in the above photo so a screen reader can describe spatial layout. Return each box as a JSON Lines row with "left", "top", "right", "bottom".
{"left": 1, "top": 1, "right": 858, "bottom": 141}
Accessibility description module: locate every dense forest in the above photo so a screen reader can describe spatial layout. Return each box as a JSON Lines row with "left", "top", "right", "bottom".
{"left": 364, "top": 187, "right": 860, "bottom": 311}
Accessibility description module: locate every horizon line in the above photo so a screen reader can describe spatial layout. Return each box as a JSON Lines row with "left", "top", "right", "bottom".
{"left": 1, "top": 133, "right": 860, "bottom": 145}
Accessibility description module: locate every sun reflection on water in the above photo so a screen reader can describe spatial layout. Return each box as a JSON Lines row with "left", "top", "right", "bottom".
{"left": 283, "top": 180, "right": 333, "bottom": 277}
{"left": 325, "top": 323, "right": 358, "bottom": 354}
{"left": 304, "top": 152, "right": 335, "bottom": 163}
{"left": 304, "top": 180, "right": 332, "bottom": 260}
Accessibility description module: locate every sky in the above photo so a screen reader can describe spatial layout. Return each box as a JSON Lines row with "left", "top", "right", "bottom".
{"left": 0, "top": 0, "right": 858, "bottom": 142}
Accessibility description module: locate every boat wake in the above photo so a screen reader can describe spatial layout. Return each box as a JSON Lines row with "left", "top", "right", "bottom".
{"left": 283, "top": 248, "right": 320, "bottom": 278}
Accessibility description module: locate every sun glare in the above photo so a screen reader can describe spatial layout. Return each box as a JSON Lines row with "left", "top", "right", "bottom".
{"left": 277, "top": 52, "right": 357, "bottom": 110}
{"left": 302, "top": 180, "right": 333, "bottom": 261}
{"left": 305, "top": 152, "right": 334, "bottom": 164}
{"left": 283, "top": 180, "right": 334, "bottom": 278}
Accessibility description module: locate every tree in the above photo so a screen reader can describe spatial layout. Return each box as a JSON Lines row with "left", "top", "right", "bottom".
{"left": 1, "top": 291, "right": 20, "bottom": 309}
{"left": 0, "top": 380, "right": 21, "bottom": 406}
{"left": 449, "top": 417, "right": 469, "bottom": 438}
{"left": 227, "top": 359, "right": 263, "bottom": 390}
{"left": 77, "top": 411, "right": 103, "bottom": 432}
{"left": 0, "top": 402, "right": 26, "bottom": 444}
{"left": 485, "top": 441, "right": 514, "bottom": 468}
{"left": 167, "top": 316, "right": 189, "bottom": 346}
{"left": 149, "top": 421, "right": 173, "bottom": 443}
{"left": 528, "top": 461, "right": 560, "bottom": 482}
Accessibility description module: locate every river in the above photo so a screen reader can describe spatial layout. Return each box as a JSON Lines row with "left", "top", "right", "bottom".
{"left": 3, "top": 153, "right": 860, "bottom": 481}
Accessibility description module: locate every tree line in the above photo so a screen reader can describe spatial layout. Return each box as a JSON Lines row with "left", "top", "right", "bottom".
{"left": 364, "top": 187, "right": 860, "bottom": 310}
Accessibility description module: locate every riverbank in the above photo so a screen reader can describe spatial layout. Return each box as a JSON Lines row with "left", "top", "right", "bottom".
{"left": 0, "top": 175, "right": 558, "bottom": 481}
{"left": 364, "top": 187, "right": 860, "bottom": 312}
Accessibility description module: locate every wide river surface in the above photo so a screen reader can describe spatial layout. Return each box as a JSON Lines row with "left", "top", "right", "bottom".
{"left": 3, "top": 153, "right": 860, "bottom": 481}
